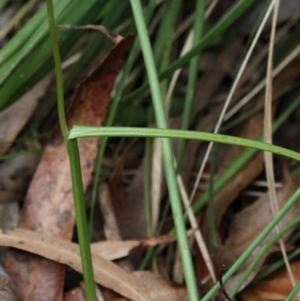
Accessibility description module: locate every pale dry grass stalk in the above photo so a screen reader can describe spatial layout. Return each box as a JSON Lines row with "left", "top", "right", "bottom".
{"left": 189, "top": 0, "right": 277, "bottom": 204}
{"left": 164, "top": 3, "right": 223, "bottom": 282}
{"left": 225, "top": 41, "right": 300, "bottom": 121}
{"left": 263, "top": 0, "right": 298, "bottom": 294}
{"left": 151, "top": 139, "right": 163, "bottom": 232}
{"left": 177, "top": 170, "right": 217, "bottom": 282}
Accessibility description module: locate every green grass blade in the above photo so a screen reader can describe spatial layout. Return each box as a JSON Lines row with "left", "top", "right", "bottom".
{"left": 177, "top": 0, "right": 205, "bottom": 166}
{"left": 67, "top": 140, "right": 97, "bottom": 301}
{"left": 88, "top": 0, "right": 156, "bottom": 237}
{"left": 152, "top": 0, "right": 181, "bottom": 68}
{"left": 122, "top": 0, "right": 260, "bottom": 102}
{"left": 193, "top": 94, "right": 300, "bottom": 214}
{"left": 231, "top": 216, "right": 300, "bottom": 296}
{"left": 0, "top": 0, "right": 70, "bottom": 85}
{"left": 0, "top": 0, "right": 102, "bottom": 110}
{"left": 201, "top": 187, "right": 300, "bottom": 301}
{"left": 286, "top": 282, "right": 300, "bottom": 301}
{"left": 128, "top": 1, "right": 199, "bottom": 300}
{"left": 46, "top": 1, "right": 96, "bottom": 299}
{"left": 69, "top": 126, "right": 300, "bottom": 163}
{"left": 46, "top": 0, "right": 67, "bottom": 138}
{"left": 255, "top": 245, "right": 300, "bottom": 283}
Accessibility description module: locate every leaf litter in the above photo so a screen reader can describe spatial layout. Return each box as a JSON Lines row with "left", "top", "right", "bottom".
{"left": 243, "top": 262, "right": 300, "bottom": 301}
{"left": 216, "top": 166, "right": 299, "bottom": 292}
{"left": 1, "top": 228, "right": 152, "bottom": 301}
{"left": 4, "top": 36, "right": 133, "bottom": 301}
{"left": 0, "top": 227, "right": 186, "bottom": 300}
{"left": 2, "top": 2, "right": 300, "bottom": 301}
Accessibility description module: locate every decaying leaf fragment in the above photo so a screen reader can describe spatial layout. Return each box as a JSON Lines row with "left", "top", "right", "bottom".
{"left": 0, "top": 228, "right": 152, "bottom": 301}
{"left": 0, "top": 265, "right": 19, "bottom": 301}
{"left": 101, "top": 271, "right": 188, "bottom": 301}
{"left": 210, "top": 55, "right": 300, "bottom": 228}
{"left": 108, "top": 156, "right": 146, "bottom": 241}
{"left": 63, "top": 287, "right": 85, "bottom": 301}
{"left": 5, "top": 36, "right": 133, "bottom": 301}
{"left": 216, "top": 168, "right": 300, "bottom": 293}
{"left": 0, "top": 227, "right": 183, "bottom": 300}
{"left": 133, "top": 271, "right": 188, "bottom": 301}
{"left": 91, "top": 232, "right": 182, "bottom": 261}
{"left": 241, "top": 262, "right": 300, "bottom": 301}
{"left": 0, "top": 153, "right": 41, "bottom": 207}
{"left": 0, "top": 75, "right": 52, "bottom": 156}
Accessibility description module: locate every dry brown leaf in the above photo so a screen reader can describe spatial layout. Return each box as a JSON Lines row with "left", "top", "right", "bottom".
{"left": 108, "top": 156, "right": 146, "bottom": 267}
{"left": 239, "top": 289, "right": 265, "bottom": 301}
{"left": 99, "top": 183, "right": 122, "bottom": 241}
{"left": 63, "top": 287, "right": 85, "bottom": 301}
{"left": 126, "top": 162, "right": 147, "bottom": 238}
{"left": 216, "top": 168, "right": 299, "bottom": 293}
{"left": 109, "top": 156, "right": 147, "bottom": 241}
{"left": 0, "top": 153, "right": 41, "bottom": 230}
{"left": 212, "top": 56, "right": 300, "bottom": 227}
{"left": 217, "top": 168, "right": 298, "bottom": 268}
{"left": 243, "top": 262, "right": 300, "bottom": 301}
{"left": 99, "top": 182, "right": 133, "bottom": 271}
{"left": 142, "top": 232, "right": 183, "bottom": 246}
{"left": 0, "top": 228, "right": 152, "bottom": 301}
{"left": 0, "top": 153, "right": 40, "bottom": 205}
{"left": 0, "top": 177, "right": 24, "bottom": 204}
{"left": 133, "top": 271, "right": 188, "bottom": 301}
{"left": 5, "top": 36, "right": 133, "bottom": 301}
{"left": 222, "top": 254, "right": 271, "bottom": 296}
{"left": 91, "top": 240, "right": 140, "bottom": 261}
{"left": 101, "top": 271, "right": 188, "bottom": 301}
{"left": 0, "top": 75, "right": 52, "bottom": 156}
{"left": 91, "top": 232, "right": 181, "bottom": 261}
{"left": 212, "top": 109, "right": 266, "bottom": 228}
{"left": 0, "top": 266, "right": 19, "bottom": 301}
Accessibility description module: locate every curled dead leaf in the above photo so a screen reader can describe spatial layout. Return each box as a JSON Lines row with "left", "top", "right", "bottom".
{"left": 217, "top": 168, "right": 300, "bottom": 293}
{"left": 243, "top": 262, "right": 300, "bottom": 301}
{"left": 1, "top": 228, "right": 152, "bottom": 301}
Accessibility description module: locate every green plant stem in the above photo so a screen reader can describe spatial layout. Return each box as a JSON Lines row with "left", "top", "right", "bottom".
{"left": 67, "top": 140, "right": 96, "bottom": 301}
{"left": 231, "top": 216, "right": 300, "bottom": 296}
{"left": 193, "top": 94, "right": 300, "bottom": 214}
{"left": 46, "top": 1, "right": 96, "bottom": 300}
{"left": 286, "top": 282, "right": 300, "bottom": 301}
{"left": 1, "top": 1, "right": 102, "bottom": 110}
{"left": 68, "top": 125, "right": 300, "bottom": 299}
{"left": 122, "top": 0, "right": 259, "bottom": 102}
{"left": 177, "top": 0, "right": 205, "bottom": 166}
{"left": 69, "top": 126, "right": 300, "bottom": 163}
{"left": 201, "top": 187, "right": 300, "bottom": 301}
{"left": 88, "top": 0, "right": 157, "bottom": 238}
{"left": 46, "top": 0, "right": 68, "bottom": 139}
{"left": 254, "top": 247, "right": 300, "bottom": 283}
{"left": 129, "top": 1, "right": 199, "bottom": 300}
{"left": 153, "top": 0, "right": 181, "bottom": 67}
